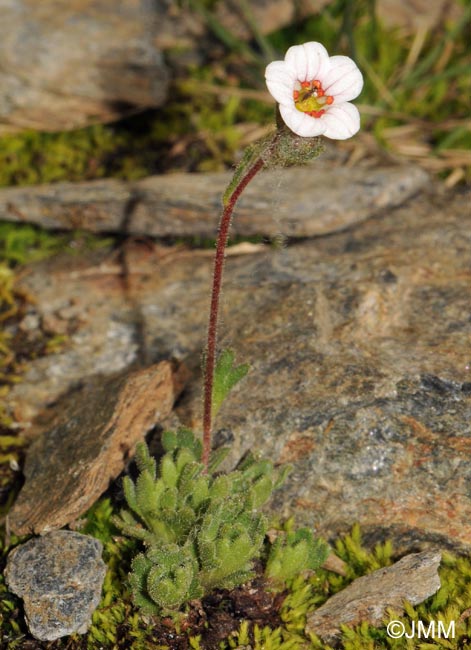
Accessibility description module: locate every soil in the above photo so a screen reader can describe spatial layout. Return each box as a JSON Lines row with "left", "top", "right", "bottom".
{"left": 3, "top": 568, "right": 286, "bottom": 650}
{"left": 145, "top": 578, "right": 285, "bottom": 650}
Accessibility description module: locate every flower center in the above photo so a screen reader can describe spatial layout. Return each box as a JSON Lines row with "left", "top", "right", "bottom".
{"left": 293, "top": 80, "right": 334, "bottom": 118}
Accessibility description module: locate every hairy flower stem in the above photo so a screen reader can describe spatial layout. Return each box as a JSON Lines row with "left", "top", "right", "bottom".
{"left": 202, "top": 156, "right": 265, "bottom": 470}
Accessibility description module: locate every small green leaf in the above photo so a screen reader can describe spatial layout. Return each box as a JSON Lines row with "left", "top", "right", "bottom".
{"left": 134, "top": 442, "right": 156, "bottom": 478}
{"left": 135, "top": 469, "right": 161, "bottom": 520}
{"left": 175, "top": 447, "right": 199, "bottom": 474}
{"left": 212, "top": 349, "right": 249, "bottom": 417}
{"left": 122, "top": 476, "right": 138, "bottom": 514}
{"left": 160, "top": 455, "right": 178, "bottom": 487}
{"left": 161, "top": 430, "right": 178, "bottom": 452}
{"left": 207, "top": 446, "right": 230, "bottom": 473}
{"left": 265, "top": 529, "right": 329, "bottom": 585}
{"left": 145, "top": 545, "right": 199, "bottom": 610}
{"left": 129, "top": 554, "right": 160, "bottom": 614}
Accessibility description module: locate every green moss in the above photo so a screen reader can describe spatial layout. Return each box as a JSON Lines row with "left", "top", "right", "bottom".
{"left": 71, "top": 499, "right": 151, "bottom": 649}
{"left": 0, "top": 125, "right": 122, "bottom": 188}
{"left": 0, "top": 530, "right": 30, "bottom": 646}
{"left": 0, "top": 262, "right": 25, "bottom": 391}
{"left": 220, "top": 524, "right": 471, "bottom": 650}
{"left": 0, "top": 221, "right": 114, "bottom": 268}
{"left": 2, "top": 498, "right": 470, "bottom": 649}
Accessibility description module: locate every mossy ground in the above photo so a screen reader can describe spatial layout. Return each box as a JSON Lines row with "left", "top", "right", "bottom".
{"left": 1, "top": 506, "right": 471, "bottom": 650}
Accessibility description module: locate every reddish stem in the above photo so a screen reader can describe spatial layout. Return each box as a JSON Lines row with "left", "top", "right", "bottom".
{"left": 202, "top": 157, "right": 265, "bottom": 470}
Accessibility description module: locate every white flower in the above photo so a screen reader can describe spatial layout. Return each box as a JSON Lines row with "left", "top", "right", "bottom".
{"left": 265, "top": 42, "right": 363, "bottom": 140}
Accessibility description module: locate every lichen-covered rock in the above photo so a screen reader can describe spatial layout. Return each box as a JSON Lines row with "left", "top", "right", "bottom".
{"left": 4, "top": 531, "right": 106, "bottom": 641}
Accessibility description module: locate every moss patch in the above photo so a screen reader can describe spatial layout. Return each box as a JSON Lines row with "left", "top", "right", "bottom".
{"left": 2, "top": 506, "right": 470, "bottom": 649}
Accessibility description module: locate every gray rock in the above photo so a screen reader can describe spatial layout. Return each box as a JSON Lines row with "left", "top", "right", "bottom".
{"left": 305, "top": 550, "right": 442, "bottom": 642}
{"left": 0, "top": 0, "right": 169, "bottom": 134}
{"left": 4, "top": 531, "right": 106, "bottom": 641}
{"left": 0, "top": 158, "right": 429, "bottom": 238}
{"left": 6, "top": 178, "right": 471, "bottom": 551}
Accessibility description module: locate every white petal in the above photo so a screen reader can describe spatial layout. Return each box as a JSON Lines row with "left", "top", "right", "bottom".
{"left": 322, "top": 56, "right": 363, "bottom": 102}
{"left": 265, "top": 60, "right": 296, "bottom": 104}
{"left": 321, "top": 103, "right": 361, "bottom": 140}
{"left": 284, "top": 42, "right": 329, "bottom": 82}
{"left": 303, "top": 42, "right": 331, "bottom": 81}
{"left": 279, "top": 104, "right": 326, "bottom": 138}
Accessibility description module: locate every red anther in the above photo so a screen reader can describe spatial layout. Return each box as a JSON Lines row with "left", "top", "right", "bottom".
{"left": 317, "top": 89, "right": 325, "bottom": 97}
{"left": 293, "top": 90, "right": 300, "bottom": 100}
{"left": 301, "top": 81, "right": 311, "bottom": 88}
{"left": 312, "top": 80, "right": 321, "bottom": 88}
{"left": 326, "top": 96, "right": 334, "bottom": 104}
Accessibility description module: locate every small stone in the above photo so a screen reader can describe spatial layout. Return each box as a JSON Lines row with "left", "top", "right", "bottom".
{"left": 42, "top": 312, "right": 71, "bottom": 336}
{"left": 18, "top": 312, "right": 40, "bottom": 332}
{"left": 5, "top": 530, "right": 106, "bottom": 642}
{"left": 305, "top": 550, "right": 442, "bottom": 642}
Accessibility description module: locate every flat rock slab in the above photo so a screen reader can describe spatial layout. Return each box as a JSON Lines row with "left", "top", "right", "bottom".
{"left": 5, "top": 531, "right": 106, "bottom": 641}
{"left": 306, "top": 550, "right": 442, "bottom": 642}
{"left": 8, "top": 361, "right": 188, "bottom": 535}
{"left": 6, "top": 184, "right": 471, "bottom": 550}
{"left": 0, "top": 159, "right": 429, "bottom": 238}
